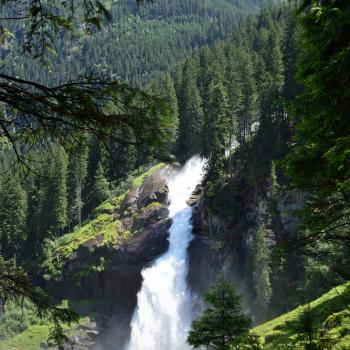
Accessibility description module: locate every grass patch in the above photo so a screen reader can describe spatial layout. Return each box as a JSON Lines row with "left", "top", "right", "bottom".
{"left": 0, "top": 324, "right": 51, "bottom": 350}
{"left": 132, "top": 163, "right": 166, "bottom": 188}
{"left": 146, "top": 201, "right": 163, "bottom": 209}
{"left": 0, "top": 318, "right": 91, "bottom": 350}
{"left": 42, "top": 213, "right": 122, "bottom": 279}
{"left": 254, "top": 283, "right": 350, "bottom": 349}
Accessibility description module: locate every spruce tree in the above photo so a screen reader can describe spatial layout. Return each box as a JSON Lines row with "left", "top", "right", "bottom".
{"left": 237, "top": 51, "right": 257, "bottom": 144}
{"left": 149, "top": 73, "right": 179, "bottom": 147}
{"left": 0, "top": 175, "right": 27, "bottom": 259}
{"left": 94, "top": 161, "right": 110, "bottom": 205}
{"left": 177, "top": 60, "right": 204, "bottom": 160}
{"left": 25, "top": 172, "right": 45, "bottom": 256}
{"left": 41, "top": 147, "right": 68, "bottom": 238}
{"left": 67, "top": 146, "right": 88, "bottom": 230}
{"left": 202, "top": 79, "right": 231, "bottom": 176}
{"left": 187, "top": 279, "right": 252, "bottom": 350}
{"left": 252, "top": 225, "right": 272, "bottom": 320}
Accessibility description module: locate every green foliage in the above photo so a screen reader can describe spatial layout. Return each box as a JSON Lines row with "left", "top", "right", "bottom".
{"left": 93, "top": 161, "right": 110, "bottom": 204}
{"left": 0, "top": 174, "right": 27, "bottom": 259}
{"left": 202, "top": 79, "right": 231, "bottom": 177}
{"left": 230, "top": 333, "right": 263, "bottom": 350}
{"left": 252, "top": 226, "right": 272, "bottom": 320}
{"left": 177, "top": 59, "right": 204, "bottom": 159}
{"left": 254, "top": 283, "right": 350, "bottom": 350}
{"left": 0, "top": 257, "right": 79, "bottom": 347}
{"left": 42, "top": 211, "right": 121, "bottom": 279}
{"left": 0, "top": 300, "right": 43, "bottom": 340}
{"left": 67, "top": 145, "right": 89, "bottom": 230}
{"left": 2, "top": 0, "right": 263, "bottom": 86}
{"left": 41, "top": 146, "right": 69, "bottom": 238}
{"left": 41, "top": 163, "right": 165, "bottom": 279}
{"left": 187, "top": 279, "right": 252, "bottom": 350}
{"left": 283, "top": 0, "right": 350, "bottom": 251}
{"left": 0, "top": 315, "right": 92, "bottom": 350}
{"left": 0, "top": 0, "right": 112, "bottom": 59}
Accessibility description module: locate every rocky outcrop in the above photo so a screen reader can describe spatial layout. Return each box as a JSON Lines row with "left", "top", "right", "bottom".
{"left": 188, "top": 179, "right": 305, "bottom": 320}
{"left": 49, "top": 165, "right": 172, "bottom": 350}
{"left": 186, "top": 185, "right": 202, "bottom": 207}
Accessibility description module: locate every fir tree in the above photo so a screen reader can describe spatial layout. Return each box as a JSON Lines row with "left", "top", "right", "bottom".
{"left": 67, "top": 146, "right": 88, "bottom": 230}
{"left": 252, "top": 225, "right": 272, "bottom": 320}
{"left": 149, "top": 73, "right": 179, "bottom": 148}
{"left": 41, "top": 147, "right": 68, "bottom": 238}
{"left": 202, "top": 79, "right": 231, "bottom": 176}
{"left": 237, "top": 51, "right": 258, "bottom": 144}
{"left": 94, "top": 161, "right": 110, "bottom": 205}
{"left": 187, "top": 279, "right": 252, "bottom": 350}
{"left": 177, "top": 60, "right": 204, "bottom": 160}
{"left": 0, "top": 175, "right": 27, "bottom": 259}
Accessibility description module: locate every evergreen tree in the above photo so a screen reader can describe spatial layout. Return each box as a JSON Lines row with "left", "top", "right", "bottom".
{"left": 93, "top": 161, "right": 110, "bottom": 205}
{"left": 284, "top": 0, "right": 350, "bottom": 249}
{"left": 41, "top": 147, "right": 68, "bottom": 238}
{"left": 226, "top": 46, "right": 243, "bottom": 150}
{"left": 198, "top": 46, "right": 215, "bottom": 112}
{"left": 237, "top": 51, "right": 258, "bottom": 144}
{"left": 202, "top": 79, "right": 231, "bottom": 177}
{"left": 25, "top": 172, "right": 45, "bottom": 256}
{"left": 177, "top": 60, "right": 204, "bottom": 160}
{"left": 0, "top": 175, "right": 27, "bottom": 259}
{"left": 252, "top": 225, "right": 272, "bottom": 319}
{"left": 67, "top": 146, "right": 88, "bottom": 230}
{"left": 149, "top": 73, "right": 179, "bottom": 148}
{"left": 83, "top": 138, "right": 102, "bottom": 215}
{"left": 187, "top": 279, "right": 252, "bottom": 350}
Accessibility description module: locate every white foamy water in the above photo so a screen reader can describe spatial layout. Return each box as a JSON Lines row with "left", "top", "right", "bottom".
{"left": 125, "top": 156, "right": 204, "bottom": 350}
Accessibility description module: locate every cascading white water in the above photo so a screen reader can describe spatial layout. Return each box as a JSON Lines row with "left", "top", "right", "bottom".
{"left": 125, "top": 156, "right": 204, "bottom": 350}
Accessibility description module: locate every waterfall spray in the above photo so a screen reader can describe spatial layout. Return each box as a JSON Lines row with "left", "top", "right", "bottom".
{"left": 125, "top": 156, "right": 204, "bottom": 350}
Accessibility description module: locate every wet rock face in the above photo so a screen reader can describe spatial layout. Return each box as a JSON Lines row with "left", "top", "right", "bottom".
{"left": 186, "top": 185, "right": 203, "bottom": 207}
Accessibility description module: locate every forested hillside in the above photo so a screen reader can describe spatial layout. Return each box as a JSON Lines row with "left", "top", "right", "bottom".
{"left": 0, "top": 0, "right": 266, "bottom": 263}
{"left": 1, "top": 0, "right": 267, "bottom": 87}
{"left": 159, "top": 3, "right": 301, "bottom": 321}
{"left": 151, "top": 0, "right": 349, "bottom": 325}
{"left": 1, "top": 0, "right": 350, "bottom": 349}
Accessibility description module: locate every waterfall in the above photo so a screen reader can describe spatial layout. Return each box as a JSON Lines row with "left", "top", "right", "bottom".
{"left": 125, "top": 156, "right": 204, "bottom": 350}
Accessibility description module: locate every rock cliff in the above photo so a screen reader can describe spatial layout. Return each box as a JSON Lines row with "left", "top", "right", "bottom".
{"left": 187, "top": 178, "right": 305, "bottom": 321}
{"left": 46, "top": 165, "right": 172, "bottom": 349}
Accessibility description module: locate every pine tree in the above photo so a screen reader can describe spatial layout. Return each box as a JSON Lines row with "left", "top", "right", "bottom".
{"left": 149, "top": 73, "right": 179, "bottom": 148}
{"left": 187, "top": 279, "right": 252, "bottom": 350}
{"left": 25, "top": 172, "right": 45, "bottom": 256}
{"left": 177, "top": 60, "right": 204, "bottom": 160}
{"left": 226, "top": 45, "right": 243, "bottom": 150}
{"left": 41, "top": 147, "right": 68, "bottom": 238}
{"left": 83, "top": 137, "right": 102, "bottom": 215}
{"left": 0, "top": 175, "right": 27, "bottom": 259}
{"left": 202, "top": 79, "right": 231, "bottom": 176}
{"left": 67, "top": 146, "right": 88, "bottom": 230}
{"left": 252, "top": 225, "right": 272, "bottom": 320}
{"left": 237, "top": 51, "right": 257, "bottom": 144}
{"left": 94, "top": 161, "right": 110, "bottom": 205}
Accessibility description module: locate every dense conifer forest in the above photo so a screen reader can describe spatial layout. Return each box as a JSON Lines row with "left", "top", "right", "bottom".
{"left": 0, "top": 0, "right": 349, "bottom": 349}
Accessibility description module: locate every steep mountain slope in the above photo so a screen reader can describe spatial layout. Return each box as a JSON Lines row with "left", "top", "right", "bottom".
{"left": 2, "top": 0, "right": 266, "bottom": 87}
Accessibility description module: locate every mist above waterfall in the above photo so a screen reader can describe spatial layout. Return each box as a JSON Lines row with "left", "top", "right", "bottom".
{"left": 125, "top": 156, "right": 204, "bottom": 350}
